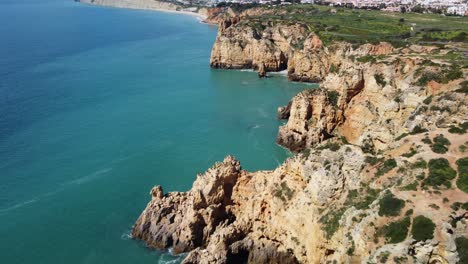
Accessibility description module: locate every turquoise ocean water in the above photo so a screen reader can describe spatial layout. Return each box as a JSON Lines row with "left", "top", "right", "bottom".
{"left": 0, "top": 0, "right": 312, "bottom": 263}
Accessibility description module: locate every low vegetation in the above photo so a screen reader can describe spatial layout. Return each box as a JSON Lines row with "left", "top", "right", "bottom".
{"left": 380, "top": 217, "right": 410, "bottom": 243}
{"left": 274, "top": 182, "right": 294, "bottom": 201}
{"left": 375, "top": 159, "right": 397, "bottom": 177}
{"left": 411, "top": 158, "right": 427, "bottom": 169}
{"left": 238, "top": 4, "right": 467, "bottom": 47}
{"left": 423, "top": 158, "right": 457, "bottom": 189}
{"left": 320, "top": 208, "right": 346, "bottom": 239}
{"left": 345, "top": 188, "right": 380, "bottom": 210}
{"left": 416, "top": 65, "right": 463, "bottom": 86}
{"left": 455, "top": 237, "right": 468, "bottom": 264}
{"left": 448, "top": 121, "right": 468, "bottom": 134}
{"left": 456, "top": 157, "right": 468, "bottom": 193}
{"left": 411, "top": 215, "right": 435, "bottom": 241}
{"left": 378, "top": 191, "right": 405, "bottom": 217}
{"left": 327, "top": 90, "right": 340, "bottom": 107}
{"left": 430, "top": 134, "right": 451, "bottom": 154}
{"left": 374, "top": 73, "right": 387, "bottom": 87}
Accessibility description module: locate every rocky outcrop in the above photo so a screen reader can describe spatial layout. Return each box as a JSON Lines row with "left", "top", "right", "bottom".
{"left": 276, "top": 89, "right": 342, "bottom": 152}
{"left": 210, "top": 22, "right": 307, "bottom": 73}
{"left": 134, "top": 130, "right": 468, "bottom": 263}
{"left": 132, "top": 156, "right": 242, "bottom": 254}
{"left": 276, "top": 44, "right": 468, "bottom": 152}
{"left": 128, "top": 5, "right": 468, "bottom": 264}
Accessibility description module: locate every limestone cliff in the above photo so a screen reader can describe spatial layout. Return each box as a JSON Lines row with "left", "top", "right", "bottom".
{"left": 131, "top": 6, "right": 468, "bottom": 264}
{"left": 277, "top": 44, "right": 467, "bottom": 153}
{"left": 133, "top": 128, "right": 468, "bottom": 263}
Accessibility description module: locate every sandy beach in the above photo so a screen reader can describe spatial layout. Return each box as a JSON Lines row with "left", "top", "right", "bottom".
{"left": 79, "top": 0, "right": 208, "bottom": 20}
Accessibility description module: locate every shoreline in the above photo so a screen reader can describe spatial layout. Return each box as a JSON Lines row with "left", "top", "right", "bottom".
{"left": 78, "top": 0, "right": 208, "bottom": 20}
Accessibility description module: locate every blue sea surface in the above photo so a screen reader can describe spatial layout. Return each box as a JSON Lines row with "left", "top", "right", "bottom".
{"left": 0, "top": 0, "right": 312, "bottom": 263}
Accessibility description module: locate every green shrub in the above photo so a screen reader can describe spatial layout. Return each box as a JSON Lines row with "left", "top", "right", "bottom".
{"left": 345, "top": 188, "right": 380, "bottom": 210}
{"left": 451, "top": 202, "right": 468, "bottom": 211}
{"left": 375, "top": 159, "right": 397, "bottom": 177}
{"left": 417, "top": 65, "right": 463, "bottom": 86}
{"left": 448, "top": 126, "right": 465, "bottom": 134}
{"left": 423, "top": 158, "right": 457, "bottom": 188}
{"left": 411, "top": 215, "right": 435, "bottom": 241}
{"left": 380, "top": 217, "right": 410, "bottom": 243}
{"left": 433, "top": 134, "right": 451, "bottom": 145}
{"left": 422, "top": 136, "right": 432, "bottom": 145}
{"left": 379, "top": 191, "right": 405, "bottom": 217}
{"left": 320, "top": 208, "right": 345, "bottom": 239}
{"left": 274, "top": 182, "right": 294, "bottom": 201}
{"left": 455, "top": 81, "right": 468, "bottom": 94}
{"left": 402, "top": 148, "right": 417, "bottom": 158}
{"left": 401, "top": 181, "right": 418, "bottom": 191}
{"left": 327, "top": 90, "right": 340, "bottom": 107}
{"left": 365, "top": 156, "right": 384, "bottom": 166}
{"left": 395, "top": 133, "right": 409, "bottom": 141}
{"left": 455, "top": 237, "right": 468, "bottom": 264}
{"left": 357, "top": 55, "right": 376, "bottom": 63}
{"left": 411, "top": 158, "right": 427, "bottom": 169}
{"left": 374, "top": 73, "right": 387, "bottom": 87}
{"left": 448, "top": 122, "right": 468, "bottom": 134}
{"left": 430, "top": 134, "right": 451, "bottom": 154}
{"left": 329, "top": 63, "right": 339, "bottom": 73}
{"left": 378, "top": 251, "right": 390, "bottom": 263}
{"left": 456, "top": 157, "right": 468, "bottom": 193}
{"left": 423, "top": 95, "right": 433, "bottom": 105}
{"left": 393, "top": 256, "right": 408, "bottom": 264}
{"left": 411, "top": 125, "right": 428, "bottom": 134}
{"left": 431, "top": 143, "right": 449, "bottom": 154}
{"left": 318, "top": 141, "right": 341, "bottom": 151}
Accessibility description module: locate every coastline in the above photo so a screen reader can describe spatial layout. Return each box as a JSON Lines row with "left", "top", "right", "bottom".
{"left": 78, "top": 0, "right": 208, "bottom": 20}
{"left": 73, "top": 2, "right": 468, "bottom": 263}
{"left": 130, "top": 4, "right": 468, "bottom": 264}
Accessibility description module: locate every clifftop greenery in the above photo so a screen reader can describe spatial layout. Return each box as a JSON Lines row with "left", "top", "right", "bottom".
{"left": 238, "top": 4, "right": 468, "bottom": 46}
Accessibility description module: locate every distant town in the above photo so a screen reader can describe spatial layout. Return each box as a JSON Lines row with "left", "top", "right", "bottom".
{"left": 180, "top": 0, "right": 468, "bottom": 16}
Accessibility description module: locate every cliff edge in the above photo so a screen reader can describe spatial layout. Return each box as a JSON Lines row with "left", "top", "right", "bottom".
{"left": 132, "top": 5, "right": 468, "bottom": 264}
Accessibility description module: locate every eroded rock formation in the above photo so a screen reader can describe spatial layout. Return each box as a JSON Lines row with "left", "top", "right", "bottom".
{"left": 132, "top": 6, "right": 468, "bottom": 264}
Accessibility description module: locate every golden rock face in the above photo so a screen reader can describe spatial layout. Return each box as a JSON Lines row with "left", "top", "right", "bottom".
{"left": 134, "top": 6, "right": 468, "bottom": 264}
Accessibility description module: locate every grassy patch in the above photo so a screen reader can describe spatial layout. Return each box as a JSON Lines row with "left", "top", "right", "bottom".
{"left": 375, "top": 159, "right": 397, "bottom": 177}
{"left": 380, "top": 217, "right": 410, "bottom": 243}
{"left": 456, "top": 157, "right": 468, "bottom": 193}
{"left": 357, "top": 55, "right": 376, "bottom": 63}
{"left": 411, "top": 215, "right": 435, "bottom": 241}
{"left": 345, "top": 188, "right": 380, "bottom": 210}
{"left": 416, "top": 65, "right": 463, "bottom": 86}
{"left": 320, "top": 208, "right": 346, "bottom": 239}
{"left": 378, "top": 191, "right": 405, "bottom": 217}
{"left": 400, "top": 181, "right": 418, "bottom": 191}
